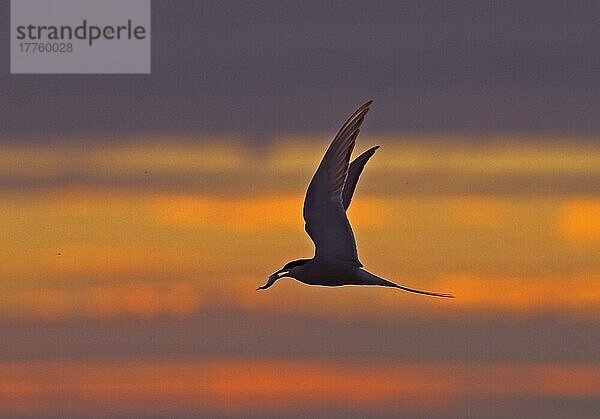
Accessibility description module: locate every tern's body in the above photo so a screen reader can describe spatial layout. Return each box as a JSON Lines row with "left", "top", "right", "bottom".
{"left": 292, "top": 260, "right": 394, "bottom": 288}
{"left": 259, "top": 101, "right": 453, "bottom": 298}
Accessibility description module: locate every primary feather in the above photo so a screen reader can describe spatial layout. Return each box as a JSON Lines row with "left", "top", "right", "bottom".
{"left": 303, "top": 101, "right": 373, "bottom": 266}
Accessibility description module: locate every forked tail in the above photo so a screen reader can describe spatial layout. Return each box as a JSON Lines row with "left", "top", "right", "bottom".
{"left": 373, "top": 275, "right": 454, "bottom": 298}
{"left": 391, "top": 283, "right": 454, "bottom": 298}
{"left": 360, "top": 270, "right": 454, "bottom": 298}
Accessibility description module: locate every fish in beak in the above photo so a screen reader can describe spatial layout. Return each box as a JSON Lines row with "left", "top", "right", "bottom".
{"left": 257, "top": 270, "right": 290, "bottom": 290}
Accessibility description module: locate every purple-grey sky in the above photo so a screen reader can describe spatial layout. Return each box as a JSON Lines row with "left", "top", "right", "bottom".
{"left": 2, "top": 0, "right": 599, "bottom": 141}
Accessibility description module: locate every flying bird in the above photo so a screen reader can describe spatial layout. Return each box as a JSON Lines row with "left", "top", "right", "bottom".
{"left": 258, "top": 101, "right": 454, "bottom": 298}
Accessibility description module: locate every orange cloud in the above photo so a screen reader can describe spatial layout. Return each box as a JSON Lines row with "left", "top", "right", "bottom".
{"left": 83, "top": 282, "right": 203, "bottom": 318}
{"left": 151, "top": 194, "right": 388, "bottom": 231}
{"left": 41, "top": 244, "right": 200, "bottom": 275}
{"left": 1, "top": 139, "right": 598, "bottom": 323}
{"left": 3, "top": 283, "right": 202, "bottom": 320}
{"left": 557, "top": 198, "right": 600, "bottom": 244}
{"left": 9, "top": 289, "right": 74, "bottom": 320}
{"left": 450, "top": 197, "right": 511, "bottom": 226}
{"left": 152, "top": 194, "right": 302, "bottom": 231}
{"left": 433, "top": 273, "right": 600, "bottom": 314}
{"left": 6, "top": 271, "right": 598, "bottom": 320}
{"left": 0, "top": 361, "right": 597, "bottom": 415}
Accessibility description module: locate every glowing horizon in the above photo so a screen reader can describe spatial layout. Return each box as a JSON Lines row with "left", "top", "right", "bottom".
{"left": 1, "top": 137, "right": 599, "bottom": 321}
{"left": 1, "top": 360, "right": 598, "bottom": 416}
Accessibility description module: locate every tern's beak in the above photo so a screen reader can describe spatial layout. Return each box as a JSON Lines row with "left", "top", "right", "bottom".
{"left": 257, "top": 270, "right": 290, "bottom": 290}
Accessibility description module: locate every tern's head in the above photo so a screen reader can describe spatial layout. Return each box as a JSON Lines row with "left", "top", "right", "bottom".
{"left": 257, "top": 259, "right": 310, "bottom": 290}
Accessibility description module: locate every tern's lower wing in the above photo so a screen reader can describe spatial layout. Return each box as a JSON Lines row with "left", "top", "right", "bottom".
{"left": 304, "top": 204, "right": 362, "bottom": 266}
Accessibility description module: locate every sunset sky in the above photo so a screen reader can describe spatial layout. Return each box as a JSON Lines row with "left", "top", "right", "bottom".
{"left": 1, "top": 1, "right": 599, "bottom": 417}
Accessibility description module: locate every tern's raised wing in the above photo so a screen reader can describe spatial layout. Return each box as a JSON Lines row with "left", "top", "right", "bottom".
{"left": 303, "top": 101, "right": 372, "bottom": 267}
{"left": 342, "top": 146, "right": 379, "bottom": 210}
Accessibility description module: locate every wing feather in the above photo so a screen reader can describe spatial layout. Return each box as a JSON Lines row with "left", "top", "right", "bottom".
{"left": 342, "top": 146, "right": 379, "bottom": 210}
{"left": 302, "top": 101, "right": 373, "bottom": 266}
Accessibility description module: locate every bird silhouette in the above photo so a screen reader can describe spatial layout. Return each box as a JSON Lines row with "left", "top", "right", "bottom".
{"left": 258, "top": 101, "right": 454, "bottom": 298}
